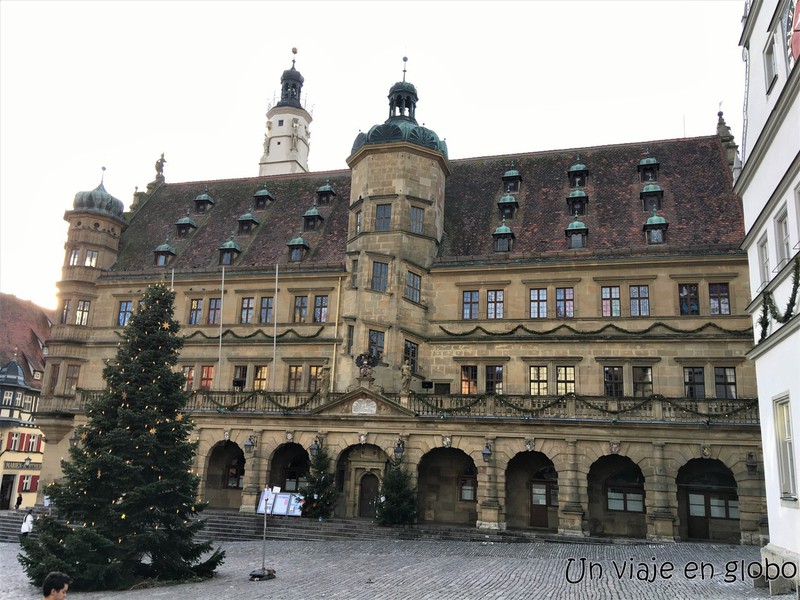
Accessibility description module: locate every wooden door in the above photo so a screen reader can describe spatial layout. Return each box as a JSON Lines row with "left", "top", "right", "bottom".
{"left": 687, "top": 492, "right": 710, "bottom": 540}
{"left": 358, "top": 473, "right": 379, "bottom": 518}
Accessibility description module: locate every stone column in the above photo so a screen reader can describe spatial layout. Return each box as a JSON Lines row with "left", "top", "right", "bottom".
{"left": 477, "top": 437, "right": 505, "bottom": 530}
{"left": 240, "top": 430, "right": 264, "bottom": 513}
{"left": 558, "top": 438, "right": 585, "bottom": 536}
{"left": 646, "top": 442, "right": 676, "bottom": 541}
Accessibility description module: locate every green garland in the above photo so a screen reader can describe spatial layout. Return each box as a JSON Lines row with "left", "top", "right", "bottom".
{"left": 759, "top": 257, "right": 800, "bottom": 342}
{"left": 439, "top": 321, "right": 752, "bottom": 338}
{"left": 200, "top": 388, "right": 321, "bottom": 412}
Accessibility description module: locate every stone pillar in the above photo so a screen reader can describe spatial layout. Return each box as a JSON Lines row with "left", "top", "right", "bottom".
{"left": 33, "top": 414, "right": 76, "bottom": 505}
{"left": 646, "top": 442, "right": 676, "bottom": 542}
{"left": 559, "top": 438, "right": 586, "bottom": 536}
{"left": 240, "top": 430, "right": 264, "bottom": 513}
{"left": 477, "top": 437, "right": 505, "bottom": 530}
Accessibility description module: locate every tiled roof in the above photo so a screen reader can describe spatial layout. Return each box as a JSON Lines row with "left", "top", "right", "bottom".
{"left": 110, "top": 135, "right": 742, "bottom": 275}
{"left": 0, "top": 293, "right": 52, "bottom": 388}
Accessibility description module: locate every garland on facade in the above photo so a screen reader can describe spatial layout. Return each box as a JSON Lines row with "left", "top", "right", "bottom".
{"left": 759, "top": 257, "right": 800, "bottom": 342}
{"left": 182, "top": 326, "right": 325, "bottom": 341}
{"left": 201, "top": 388, "right": 321, "bottom": 412}
{"left": 438, "top": 321, "right": 752, "bottom": 339}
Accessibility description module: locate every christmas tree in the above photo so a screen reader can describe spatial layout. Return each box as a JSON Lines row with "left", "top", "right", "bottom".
{"left": 298, "top": 443, "right": 337, "bottom": 520}
{"left": 19, "top": 284, "right": 224, "bottom": 590}
{"left": 376, "top": 458, "right": 417, "bottom": 526}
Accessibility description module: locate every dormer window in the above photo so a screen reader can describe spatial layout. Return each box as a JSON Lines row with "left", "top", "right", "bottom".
{"left": 501, "top": 162, "right": 522, "bottom": 193}
{"left": 643, "top": 209, "right": 669, "bottom": 245}
{"left": 287, "top": 232, "right": 309, "bottom": 262}
{"left": 194, "top": 188, "right": 215, "bottom": 214}
{"left": 238, "top": 208, "right": 260, "bottom": 235}
{"left": 566, "top": 187, "right": 588, "bottom": 216}
{"left": 568, "top": 158, "right": 589, "bottom": 188}
{"left": 637, "top": 152, "right": 660, "bottom": 183}
{"left": 218, "top": 238, "right": 241, "bottom": 265}
{"left": 253, "top": 184, "right": 274, "bottom": 210}
{"left": 492, "top": 219, "right": 515, "bottom": 252}
{"left": 316, "top": 180, "right": 336, "bottom": 206}
{"left": 303, "top": 204, "right": 324, "bottom": 231}
{"left": 640, "top": 182, "right": 664, "bottom": 212}
{"left": 153, "top": 241, "right": 176, "bottom": 266}
{"left": 175, "top": 214, "right": 197, "bottom": 239}
{"left": 565, "top": 217, "right": 588, "bottom": 249}
{"left": 497, "top": 193, "right": 519, "bottom": 220}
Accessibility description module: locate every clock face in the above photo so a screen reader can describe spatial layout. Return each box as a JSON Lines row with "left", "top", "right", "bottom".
{"left": 352, "top": 398, "right": 377, "bottom": 415}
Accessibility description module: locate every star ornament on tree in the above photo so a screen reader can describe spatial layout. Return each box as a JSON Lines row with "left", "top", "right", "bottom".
{"left": 161, "top": 321, "right": 170, "bottom": 330}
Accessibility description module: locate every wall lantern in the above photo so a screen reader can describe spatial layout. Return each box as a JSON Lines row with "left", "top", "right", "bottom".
{"left": 24, "top": 456, "right": 32, "bottom": 467}
{"left": 482, "top": 443, "right": 493, "bottom": 463}
{"left": 244, "top": 435, "right": 258, "bottom": 455}
{"left": 68, "top": 431, "right": 79, "bottom": 448}
{"left": 394, "top": 440, "right": 405, "bottom": 461}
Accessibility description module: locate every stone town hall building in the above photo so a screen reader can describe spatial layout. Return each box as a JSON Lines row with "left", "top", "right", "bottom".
{"left": 35, "top": 57, "right": 767, "bottom": 543}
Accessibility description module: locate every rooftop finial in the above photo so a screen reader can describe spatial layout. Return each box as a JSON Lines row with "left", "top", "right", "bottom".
{"left": 100, "top": 166, "right": 106, "bottom": 184}
{"left": 402, "top": 56, "right": 408, "bottom": 82}
{"left": 292, "top": 47, "right": 298, "bottom": 68}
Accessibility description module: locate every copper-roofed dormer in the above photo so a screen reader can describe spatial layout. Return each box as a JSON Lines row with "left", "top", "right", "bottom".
{"left": 566, "top": 186, "right": 588, "bottom": 216}
{"left": 238, "top": 208, "right": 260, "bottom": 235}
{"left": 567, "top": 157, "right": 588, "bottom": 187}
{"left": 303, "top": 203, "right": 323, "bottom": 231}
{"left": 194, "top": 188, "right": 215, "bottom": 214}
{"left": 565, "top": 216, "right": 588, "bottom": 249}
{"left": 253, "top": 184, "right": 274, "bottom": 209}
{"left": 641, "top": 181, "right": 664, "bottom": 211}
{"left": 219, "top": 237, "right": 241, "bottom": 265}
{"left": 287, "top": 231, "right": 309, "bottom": 262}
{"left": 502, "top": 161, "right": 522, "bottom": 193}
{"left": 175, "top": 212, "right": 197, "bottom": 238}
{"left": 637, "top": 149, "right": 660, "bottom": 182}
{"left": 316, "top": 180, "right": 336, "bottom": 205}
{"left": 492, "top": 218, "right": 515, "bottom": 252}
{"left": 154, "top": 240, "right": 176, "bottom": 266}
{"left": 643, "top": 208, "right": 668, "bottom": 244}
{"left": 498, "top": 193, "right": 519, "bottom": 220}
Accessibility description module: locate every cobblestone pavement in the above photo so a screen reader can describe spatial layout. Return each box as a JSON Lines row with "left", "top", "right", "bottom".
{"left": 2, "top": 538, "right": 796, "bottom": 600}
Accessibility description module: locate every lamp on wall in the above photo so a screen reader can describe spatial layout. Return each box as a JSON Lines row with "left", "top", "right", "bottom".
{"left": 394, "top": 439, "right": 405, "bottom": 461}
{"left": 244, "top": 435, "right": 258, "bottom": 455}
{"left": 23, "top": 456, "right": 32, "bottom": 468}
{"left": 482, "top": 443, "right": 493, "bottom": 463}
{"left": 746, "top": 452, "right": 758, "bottom": 474}
{"left": 68, "top": 431, "right": 79, "bottom": 448}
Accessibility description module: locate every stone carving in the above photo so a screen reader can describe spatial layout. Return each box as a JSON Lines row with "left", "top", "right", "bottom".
{"left": 352, "top": 398, "right": 377, "bottom": 415}
{"left": 609, "top": 441, "right": 621, "bottom": 454}
{"left": 442, "top": 435, "right": 452, "bottom": 448}
{"left": 400, "top": 360, "right": 412, "bottom": 395}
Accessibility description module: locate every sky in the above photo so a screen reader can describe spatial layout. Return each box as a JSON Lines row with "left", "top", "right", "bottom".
{"left": 0, "top": 0, "right": 748, "bottom": 310}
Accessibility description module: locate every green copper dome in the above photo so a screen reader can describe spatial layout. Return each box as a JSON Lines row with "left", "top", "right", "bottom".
{"left": 175, "top": 215, "right": 197, "bottom": 228}
{"left": 195, "top": 189, "right": 215, "bottom": 205}
{"left": 72, "top": 182, "right": 124, "bottom": 219}
{"left": 253, "top": 184, "right": 274, "bottom": 201}
{"left": 316, "top": 181, "right": 336, "bottom": 196}
{"left": 493, "top": 221, "right": 514, "bottom": 237}
{"left": 565, "top": 217, "right": 587, "bottom": 231}
{"left": 154, "top": 242, "right": 176, "bottom": 255}
{"left": 238, "top": 210, "right": 260, "bottom": 224}
{"left": 219, "top": 238, "right": 241, "bottom": 252}
{"left": 641, "top": 182, "right": 663, "bottom": 194}
{"left": 567, "top": 188, "right": 588, "bottom": 199}
{"left": 287, "top": 233, "right": 309, "bottom": 248}
{"left": 303, "top": 205, "right": 321, "bottom": 218}
{"left": 498, "top": 193, "right": 518, "bottom": 205}
{"left": 568, "top": 162, "right": 588, "bottom": 173}
{"left": 639, "top": 156, "right": 658, "bottom": 166}
{"left": 503, "top": 166, "right": 521, "bottom": 179}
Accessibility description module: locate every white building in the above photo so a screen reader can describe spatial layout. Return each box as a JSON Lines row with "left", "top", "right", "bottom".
{"left": 737, "top": 0, "right": 800, "bottom": 596}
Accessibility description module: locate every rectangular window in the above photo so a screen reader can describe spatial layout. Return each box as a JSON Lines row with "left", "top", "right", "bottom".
{"left": 486, "top": 365, "right": 503, "bottom": 394}
{"left": 629, "top": 285, "right": 650, "bottom": 317}
{"left": 200, "top": 365, "right": 214, "bottom": 390}
{"left": 308, "top": 365, "right": 323, "bottom": 392}
{"left": 253, "top": 366, "right": 268, "bottom": 390}
{"left": 240, "top": 297, "right": 254, "bottom": 324}
{"left": 259, "top": 297, "right": 273, "bottom": 324}
{"left": 27, "top": 434, "right": 38, "bottom": 452}
{"left": 462, "top": 290, "right": 479, "bottom": 320}
{"left": 529, "top": 288, "right": 547, "bottom": 319}
{"left": 233, "top": 365, "right": 247, "bottom": 390}
{"left": 313, "top": 295, "right": 328, "bottom": 323}
{"left": 607, "top": 488, "right": 644, "bottom": 512}
{"left": 60, "top": 299, "right": 71, "bottom": 324}
{"left": 714, "top": 367, "right": 736, "bottom": 399}
{"left": 556, "top": 288, "right": 574, "bottom": 318}
{"left": 684, "top": 367, "right": 705, "bottom": 399}
{"left": 84, "top": 250, "right": 98, "bottom": 267}
{"left": 487, "top": 290, "right": 504, "bottom": 319}
{"left": 758, "top": 236, "right": 770, "bottom": 286}
{"left": 288, "top": 365, "right": 303, "bottom": 392}
{"left": 604, "top": 366, "right": 623, "bottom": 397}
{"left": 371, "top": 261, "right": 388, "bottom": 292}
{"left": 678, "top": 283, "right": 699, "bottom": 316}
{"left": 198, "top": 297, "right": 216, "bottom": 325}
{"left": 764, "top": 34, "right": 778, "bottom": 92}
{"left": 351, "top": 259, "right": 359, "bottom": 288}
{"left": 460, "top": 476, "right": 477, "bottom": 502}
{"left": 188, "top": 299, "right": 203, "bottom": 325}
{"left": 75, "top": 300, "right": 90, "bottom": 326}
{"left": 557, "top": 366, "right": 575, "bottom": 395}
{"left": 2, "top": 390, "right": 12, "bottom": 406}
{"left": 403, "top": 339, "right": 419, "bottom": 372}
{"left": 346, "top": 324, "right": 354, "bottom": 355}
{"left": 775, "top": 399, "right": 797, "bottom": 499}
{"left": 355, "top": 210, "right": 362, "bottom": 234}
{"left": 709, "top": 283, "right": 730, "bottom": 315}
{"left": 633, "top": 366, "right": 652, "bottom": 397}
{"left": 376, "top": 204, "right": 392, "bottom": 231}
{"left": 601, "top": 286, "right": 621, "bottom": 317}
{"left": 530, "top": 366, "right": 548, "bottom": 396}
{"left": 461, "top": 366, "right": 478, "bottom": 395}
{"left": 182, "top": 366, "right": 195, "bottom": 391}
{"left": 68, "top": 249, "right": 80, "bottom": 266}
{"left": 64, "top": 365, "right": 80, "bottom": 395}
{"left": 117, "top": 301, "right": 133, "bottom": 327}
{"left": 368, "top": 329, "right": 385, "bottom": 359}
{"left": 48, "top": 363, "right": 60, "bottom": 394}
{"left": 9, "top": 432, "right": 20, "bottom": 451}
{"left": 410, "top": 206, "right": 424, "bottom": 234}
{"left": 293, "top": 296, "right": 308, "bottom": 323}
{"left": 776, "top": 211, "right": 791, "bottom": 266}
{"left": 406, "top": 272, "right": 421, "bottom": 303}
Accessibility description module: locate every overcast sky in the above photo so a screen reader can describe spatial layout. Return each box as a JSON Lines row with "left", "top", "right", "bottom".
{"left": 0, "top": 0, "right": 747, "bottom": 310}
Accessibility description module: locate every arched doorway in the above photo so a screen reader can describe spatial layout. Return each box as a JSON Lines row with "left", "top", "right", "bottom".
{"left": 417, "top": 447, "right": 477, "bottom": 526}
{"left": 334, "top": 444, "right": 387, "bottom": 518}
{"left": 677, "top": 458, "right": 740, "bottom": 542}
{"left": 268, "top": 443, "right": 309, "bottom": 492}
{"left": 505, "top": 451, "right": 558, "bottom": 530}
{"left": 205, "top": 441, "right": 245, "bottom": 509}
{"left": 587, "top": 455, "right": 646, "bottom": 538}
{"left": 358, "top": 472, "right": 380, "bottom": 518}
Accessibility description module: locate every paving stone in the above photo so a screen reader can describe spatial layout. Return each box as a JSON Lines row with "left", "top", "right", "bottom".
{"left": 1, "top": 539, "right": 796, "bottom": 599}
